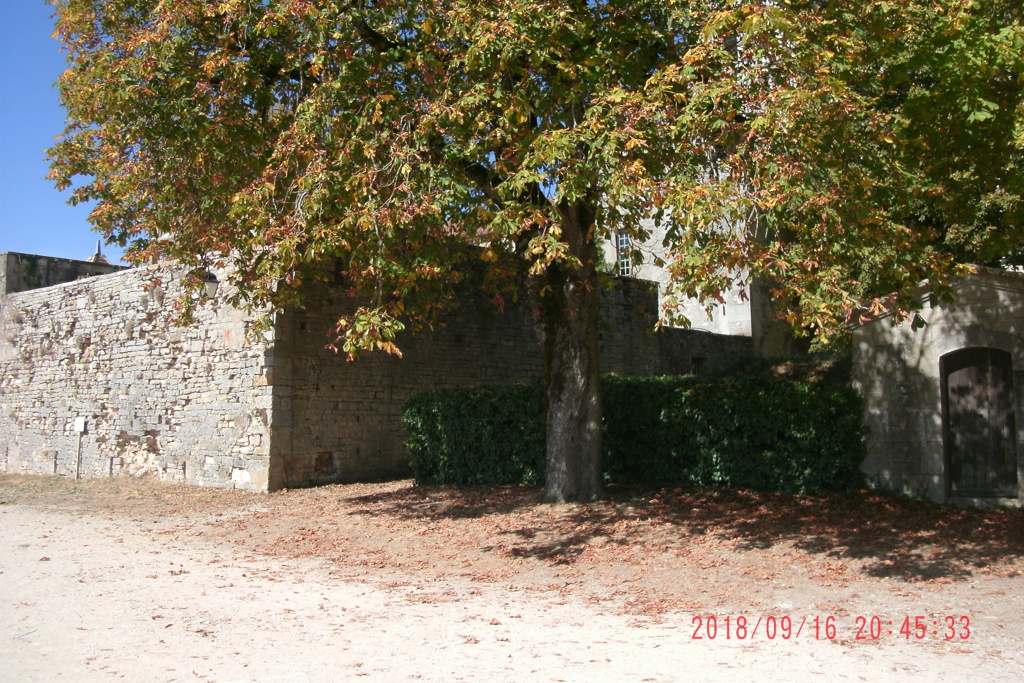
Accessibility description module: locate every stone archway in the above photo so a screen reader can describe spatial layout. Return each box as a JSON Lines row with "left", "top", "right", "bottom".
{"left": 941, "top": 347, "right": 1019, "bottom": 498}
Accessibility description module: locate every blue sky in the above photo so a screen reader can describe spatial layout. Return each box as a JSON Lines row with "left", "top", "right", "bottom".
{"left": 0, "top": 2, "right": 124, "bottom": 264}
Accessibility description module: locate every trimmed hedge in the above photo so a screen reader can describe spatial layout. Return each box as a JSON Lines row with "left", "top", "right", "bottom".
{"left": 603, "top": 374, "right": 866, "bottom": 493}
{"left": 403, "top": 385, "right": 545, "bottom": 485}
{"left": 403, "top": 366, "right": 866, "bottom": 494}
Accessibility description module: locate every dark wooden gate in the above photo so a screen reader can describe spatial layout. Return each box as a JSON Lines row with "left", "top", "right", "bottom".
{"left": 941, "top": 347, "right": 1018, "bottom": 497}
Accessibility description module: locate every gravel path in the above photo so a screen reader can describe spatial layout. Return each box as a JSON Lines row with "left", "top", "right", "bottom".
{"left": 3, "top": 500, "right": 1023, "bottom": 682}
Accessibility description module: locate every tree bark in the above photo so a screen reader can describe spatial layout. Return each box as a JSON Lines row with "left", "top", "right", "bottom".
{"left": 538, "top": 200, "right": 603, "bottom": 503}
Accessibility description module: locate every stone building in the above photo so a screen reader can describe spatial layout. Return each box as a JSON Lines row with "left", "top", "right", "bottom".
{"left": 853, "top": 268, "right": 1024, "bottom": 506}
{"left": 601, "top": 218, "right": 754, "bottom": 338}
{"left": 0, "top": 250, "right": 751, "bottom": 491}
{"left": 602, "top": 220, "right": 797, "bottom": 356}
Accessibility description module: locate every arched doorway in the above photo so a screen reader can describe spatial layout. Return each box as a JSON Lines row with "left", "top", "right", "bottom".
{"left": 941, "top": 347, "right": 1019, "bottom": 497}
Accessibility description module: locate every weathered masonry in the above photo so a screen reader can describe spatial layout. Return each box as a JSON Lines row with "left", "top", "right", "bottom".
{"left": 1, "top": 254, "right": 273, "bottom": 489}
{"left": 854, "top": 268, "right": 1024, "bottom": 507}
{"left": 1, "top": 250, "right": 124, "bottom": 293}
{"left": 1, "top": 251, "right": 751, "bottom": 491}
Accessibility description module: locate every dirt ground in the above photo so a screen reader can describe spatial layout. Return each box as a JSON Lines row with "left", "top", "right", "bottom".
{"left": 2, "top": 474, "right": 1023, "bottom": 682}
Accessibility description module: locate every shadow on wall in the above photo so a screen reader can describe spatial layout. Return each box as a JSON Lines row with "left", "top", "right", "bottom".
{"left": 853, "top": 269, "right": 1024, "bottom": 507}
{"left": 855, "top": 333, "right": 943, "bottom": 501}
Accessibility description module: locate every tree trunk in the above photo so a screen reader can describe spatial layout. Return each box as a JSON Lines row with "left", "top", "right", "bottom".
{"left": 538, "top": 200, "right": 603, "bottom": 503}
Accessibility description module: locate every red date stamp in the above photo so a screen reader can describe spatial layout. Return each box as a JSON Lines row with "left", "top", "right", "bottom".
{"left": 690, "top": 615, "right": 971, "bottom": 640}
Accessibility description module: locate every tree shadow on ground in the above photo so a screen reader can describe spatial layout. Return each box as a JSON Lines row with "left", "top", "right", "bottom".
{"left": 344, "top": 483, "right": 1024, "bottom": 581}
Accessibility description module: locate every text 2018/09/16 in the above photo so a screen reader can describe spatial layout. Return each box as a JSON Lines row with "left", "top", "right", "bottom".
{"left": 690, "top": 615, "right": 972, "bottom": 641}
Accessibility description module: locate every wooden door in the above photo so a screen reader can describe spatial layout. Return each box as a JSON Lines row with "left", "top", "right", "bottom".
{"left": 941, "top": 347, "right": 1018, "bottom": 497}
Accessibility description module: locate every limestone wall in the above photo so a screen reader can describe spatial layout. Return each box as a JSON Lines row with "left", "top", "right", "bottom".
{"left": 272, "top": 277, "right": 751, "bottom": 489}
{"left": 853, "top": 268, "right": 1024, "bottom": 505}
{"left": 1, "top": 251, "right": 124, "bottom": 295}
{"left": 0, "top": 264, "right": 273, "bottom": 490}
{"left": 0, "top": 257, "right": 751, "bottom": 493}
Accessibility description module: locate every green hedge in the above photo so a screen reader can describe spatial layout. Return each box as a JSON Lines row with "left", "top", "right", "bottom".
{"left": 603, "top": 374, "right": 866, "bottom": 493}
{"left": 403, "top": 367, "right": 866, "bottom": 494}
{"left": 403, "top": 385, "right": 546, "bottom": 485}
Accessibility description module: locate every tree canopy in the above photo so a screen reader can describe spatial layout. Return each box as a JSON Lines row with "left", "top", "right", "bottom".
{"left": 49, "top": 0, "right": 1024, "bottom": 500}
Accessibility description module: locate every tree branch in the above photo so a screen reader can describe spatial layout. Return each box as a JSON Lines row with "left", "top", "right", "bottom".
{"left": 352, "top": 17, "right": 403, "bottom": 53}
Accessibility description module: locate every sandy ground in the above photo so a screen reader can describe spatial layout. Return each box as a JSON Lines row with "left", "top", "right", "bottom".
{"left": 1, "top": 476, "right": 1023, "bottom": 682}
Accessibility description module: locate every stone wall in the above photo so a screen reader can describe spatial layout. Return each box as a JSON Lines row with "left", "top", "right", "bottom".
{"left": 1, "top": 251, "right": 125, "bottom": 295}
{"left": 853, "top": 268, "right": 1024, "bottom": 506}
{"left": 1, "top": 257, "right": 751, "bottom": 492}
{"left": 0, "top": 263, "right": 274, "bottom": 490}
{"left": 271, "top": 276, "right": 751, "bottom": 489}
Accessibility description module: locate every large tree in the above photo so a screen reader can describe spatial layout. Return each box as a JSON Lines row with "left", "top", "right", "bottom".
{"left": 49, "top": 0, "right": 1023, "bottom": 501}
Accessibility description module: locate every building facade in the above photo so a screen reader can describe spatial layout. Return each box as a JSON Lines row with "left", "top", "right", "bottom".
{"left": 853, "top": 268, "right": 1024, "bottom": 506}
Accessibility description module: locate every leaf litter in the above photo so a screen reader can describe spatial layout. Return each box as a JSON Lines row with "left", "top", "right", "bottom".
{"left": 2, "top": 474, "right": 1023, "bottom": 623}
